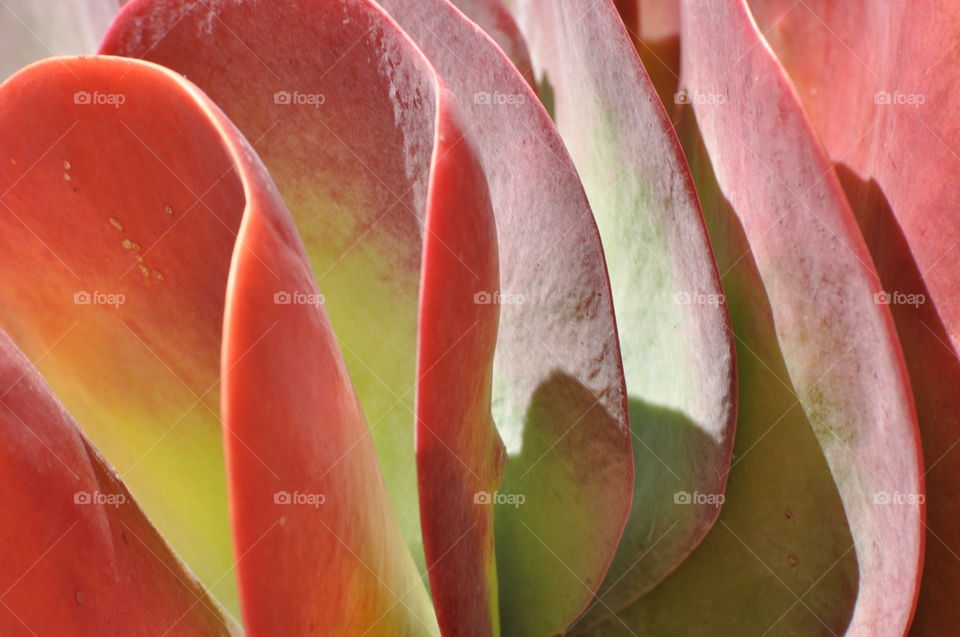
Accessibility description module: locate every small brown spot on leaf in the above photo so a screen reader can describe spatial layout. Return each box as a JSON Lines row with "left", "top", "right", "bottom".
{"left": 153, "top": 270, "right": 164, "bottom": 281}
{"left": 163, "top": 205, "right": 173, "bottom": 215}
{"left": 63, "top": 172, "right": 71, "bottom": 182}
{"left": 109, "top": 218, "right": 123, "bottom": 231}
{"left": 784, "top": 508, "right": 793, "bottom": 520}
{"left": 74, "top": 590, "right": 83, "bottom": 604}
{"left": 63, "top": 160, "right": 71, "bottom": 170}
{"left": 137, "top": 264, "right": 150, "bottom": 277}
{"left": 787, "top": 554, "right": 798, "bottom": 568}
{"left": 121, "top": 238, "right": 140, "bottom": 251}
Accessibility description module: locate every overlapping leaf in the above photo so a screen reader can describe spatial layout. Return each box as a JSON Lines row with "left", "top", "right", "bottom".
{"left": 0, "top": 325, "right": 233, "bottom": 636}
{"left": 376, "top": 1, "right": 636, "bottom": 634}
{"left": 103, "top": 0, "right": 635, "bottom": 634}
{"left": 510, "top": 0, "right": 736, "bottom": 626}
{"left": 747, "top": 2, "right": 959, "bottom": 632}
{"left": 582, "top": 0, "right": 923, "bottom": 633}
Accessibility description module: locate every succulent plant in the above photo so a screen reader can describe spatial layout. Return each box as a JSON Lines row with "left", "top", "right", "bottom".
{"left": 0, "top": 0, "right": 950, "bottom": 635}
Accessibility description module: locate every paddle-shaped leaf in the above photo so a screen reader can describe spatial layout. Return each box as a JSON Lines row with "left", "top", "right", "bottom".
{"left": 0, "top": 52, "right": 256, "bottom": 611}
{"left": 374, "top": 1, "right": 635, "bottom": 634}
{"left": 104, "top": 1, "right": 634, "bottom": 634}
{"left": 101, "top": 0, "right": 426, "bottom": 578}
{"left": 221, "top": 37, "right": 501, "bottom": 636}
{"left": 592, "top": 0, "right": 923, "bottom": 633}
{"left": 414, "top": 109, "right": 504, "bottom": 635}
{"left": 510, "top": 0, "right": 736, "bottom": 626}
{"left": 221, "top": 87, "right": 468, "bottom": 637}
{"left": 0, "top": 320, "right": 232, "bottom": 635}
{"left": 103, "top": 0, "right": 509, "bottom": 631}
{"left": 747, "top": 2, "right": 958, "bottom": 632}
{"left": 679, "top": 4, "right": 923, "bottom": 630}
{"left": 0, "top": 50, "right": 446, "bottom": 633}
{"left": 591, "top": 105, "right": 859, "bottom": 636}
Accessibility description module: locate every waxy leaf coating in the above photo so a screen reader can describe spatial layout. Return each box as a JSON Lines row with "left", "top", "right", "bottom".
{"left": 512, "top": 0, "right": 737, "bottom": 626}
{"left": 0, "top": 57, "right": 248, "bottom": 633}
{"left": 105, "top": 0, "right": 511, "bottom": 632}
{"left": 104, "top": 0, "right": 635, "bottom": 634}
{"left": 375, "top": 1, "right": 635, "bottom": 634}
{"left": 747, "top": 1, "right": 960, "bottom": 632}
{"left": 0, "top": 328, "right": 233, "bottom": 636}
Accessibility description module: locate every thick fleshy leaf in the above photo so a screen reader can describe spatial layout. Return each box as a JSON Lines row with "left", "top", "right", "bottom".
{"left": 747, "top": 2, "right": 960, "bottom": 632}
{"left": 511, "top": 0, "right": 736, "bottom": 626}
{"left": 374, "top": 1, "right": 634, "bottom": 634}
{"left": 592, "top": 107, "right": 860, "bottom": 636}
{"left": 679, "top": 3, "right": 923, "bottom": 631}
{"left": 102, "top": 0, "right": 506, "bottom": 631}
{"left": 102, "top": 0, "right": 427, "bottom": 580}
{"left": 221, "top": 82, "right": 457, "bottom": 637}
{"left": 0, "top": 326, "right": 233, "bottom": 635}
{"left": 415, "top": 108, "right": 504, "bottom": 634}
{"left": 0, "top": 54, "right": 261, "bottom": 610}
{"left": 0, "top": 0, "right": 122, "bottom": 79}
{"left": 223, "top": 185, "right": 440, "bottom": 633}
{"left": 597, "top": 1, "right": 923, "bottom": 634}
{"left": 104, "top": 1, "right": 634, "bottom": 635}
{"left": 217, "top": 13, "right": 503, "bottom": 631}
{"left": 0, "top": 51, "right": 440, "bottom": 634}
